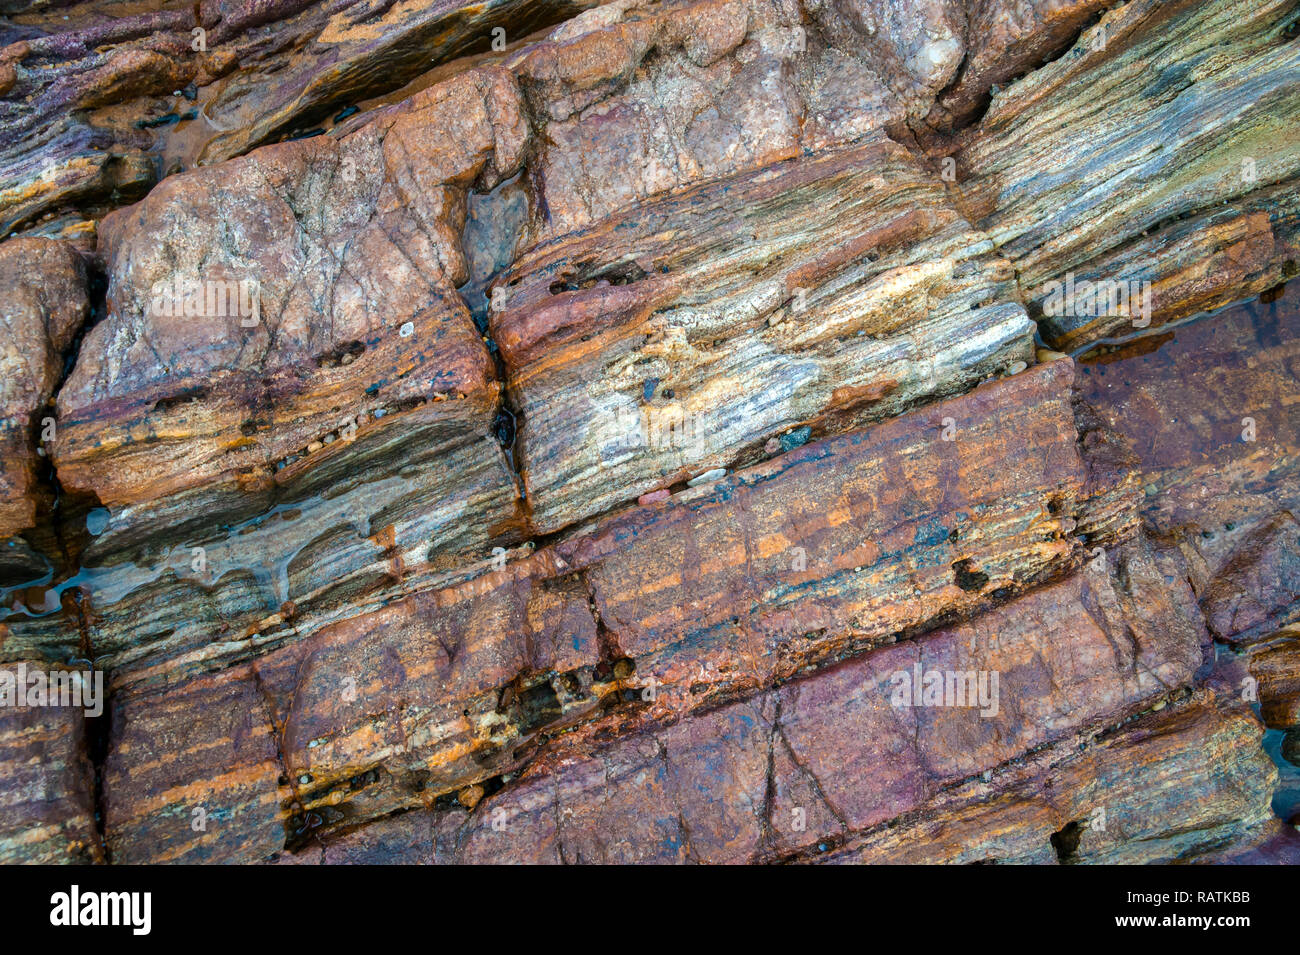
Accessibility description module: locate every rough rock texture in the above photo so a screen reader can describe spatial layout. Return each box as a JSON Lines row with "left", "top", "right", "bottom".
{"left": 1078, "top": 286, "right": 1300, "bottom": 649}
{"left": 1, "top": 0, "right": 1297, "bottom": 864}
{"left": 1245, "top": 631, "right": 1300, "bottom": 729}
{"left": 0, "top": 0, "right": 604, "bottom": 240}
{"left": 954, "top": 0, "right": 1300, "bottom": 349}
{"left": 0, "top": 237, "right": 86, "bottom": 539}
{"left": 0, "top": 671, "right": 101, "bottom": 864}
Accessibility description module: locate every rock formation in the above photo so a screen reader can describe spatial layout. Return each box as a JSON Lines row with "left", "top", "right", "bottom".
{"left": 0, "top": 0, "right": 1297, "bottom": 864}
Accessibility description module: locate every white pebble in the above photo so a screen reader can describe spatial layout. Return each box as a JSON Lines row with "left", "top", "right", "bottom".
{"left": 687, "top": 468, "right": 727, "bottom": 488}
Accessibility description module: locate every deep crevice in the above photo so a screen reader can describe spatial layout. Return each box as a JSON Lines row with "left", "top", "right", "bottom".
{"left": 1050, "top": 819, "right": 1084, "bottom": 863}
{"left": 85, "top": 690, "right": 112, "bottom": 862}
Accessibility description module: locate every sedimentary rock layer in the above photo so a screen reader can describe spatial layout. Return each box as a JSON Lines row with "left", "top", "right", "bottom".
{"left": 0, "top": 665, "right": 101, "bottom": 864}
{"left": 271, "top": 540, "right": 1216, "bottom": 865}
{"left": 954, "top": 0, "right": 1300, "bottom": 348}
{"left": 1242, "top": 629, "right": 1300, "bottom": 729}
{"left": 0, "top": 237, "right": 87, "bottom": 539}
{"left": 1, "top": 0, "right": 1296, "bottom": 866}
{"left": 35, "top": 68, "right": 535, "bottom": 682}
{"left": 100, "top": 360, "right": 1154, "bottom": 861}
{"left": 53, "top": 66, "right": 524, "bottom": 550}
{"left": 0, "top": 1, "right": 603, "bottom": 239}
{"left": 496, "top": 132, "right": 1031, "bottom": 532}
{"left": 1077, "top": 286, "right": 1300, "bottom": 647}
{"left": 822, "top": 692, "right": 1277, "bottom": 865}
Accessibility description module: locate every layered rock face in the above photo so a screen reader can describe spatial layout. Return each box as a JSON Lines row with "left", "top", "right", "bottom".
{"left": 1, "top": 0, "right": 1297, "bottom": 864}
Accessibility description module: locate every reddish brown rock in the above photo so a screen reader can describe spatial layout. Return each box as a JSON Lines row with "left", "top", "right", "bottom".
{"left": 1077, "top": 286, "right": 1300, "bottom": 646}
{"left": 0, "top": 1, "right": 603, "bottom": 239}
{"left": 924, "top": 0, "right": 1111, "bottom": 135}
{"left": 54, "top": 67, "right": 524, "bottom": 540}
{"left": 103, "top": 660, "right": 292, "bottom": 864}
{"left": 554, "top": 359, "right": 1129, "bottom": 711}
{"left": 100, "top": 359, "right": 1147, "bottom": 858}
{"left": 40, "top": 67, "right": 536, "bottom": 684}
{"left": 822, "top": 692, "right": 1276, "bottom": 865}
{"left": 270, "top": 691, "right": 1279, "bottom": 865}
{"left": 418, "top": 542, "right": 1203, "bottom": 864}
{"left": 0, "top": 661, "right": 102, "bottom": 864}
{"left": 0, "top": 237, "right": 87, "bottom": 538}
{"left": 3, "top": 0, "right": 1294, "bottom": 868}
{"left": 1242, "top": 629, "right": 1300, "bottom": 729}
{"left": 495, "top": 132, "right": 1032, "bottom": 533}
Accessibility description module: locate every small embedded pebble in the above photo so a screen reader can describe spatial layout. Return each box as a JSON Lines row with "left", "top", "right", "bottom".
{"left": 307, "top": 440, "right": 323, "bottom": 453}
{"left": 1036, "top": 347, "right": 1068, "bottom": 362}
{"left": 1006, "top": 360, "right": 1028, "bottom": 375}
{"left": 399, "top": 321, "right": 414, "bottom": 338}
{"left": 687, "top": 468, "right": 726, "bottom": 487}
{"left": 642, "top": 377, "right": 659, "bottom": 400}
{"left": 764, "top": 438, "right": 780, "bottom": 455}
{"left": 779, "top": 426, "right": 812, "bottom": 453}
{"left": 86, "top": 508, "right": 111, "bottom": 536}
{"left": 638, "top": 489, "right": 670, "bottom": 505}
{"left": 458, "top": 784, "right": 485, "bottom": 810}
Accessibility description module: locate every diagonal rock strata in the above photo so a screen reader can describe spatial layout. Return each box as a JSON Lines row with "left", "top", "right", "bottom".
{"left": 954, "top": 0, "right": 1300, "bottom": 349}
{"left": 1077, "top": 286, "right": 1300, "bottom": 648}
{"left": 819, "top": 690, "right": 1277, "bottom": 865}
{"left": 1, "top": 0, "right": 1296, "bottom": 867}
{"left": 98, "top": 358, "right": 1144, "bottom": 859}
{"left": 420, "top": 541, "right": 1206, "bottom": 864}
{"left": 496, "top": 132, "right": 1033, "bottom": 533}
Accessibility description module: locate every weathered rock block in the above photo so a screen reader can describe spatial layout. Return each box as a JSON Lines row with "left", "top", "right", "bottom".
{"left": 421, "top": 541, "right": 1203, "bottom": 864}
{"left": 495, "top": 133, "right": 1032, "bottom": 532}
{"left": 955, "top": 0, "right": 1300, "bottom": 348}
{"left": 1078, "top": 286, "right": 1300, "bottom": 646}
{"left": 0, "top": 662, "right": 101, "bottom": 864}
{"left": 0, "top": 237, "right": 87, "bottom": 539}
{"left": 100, "top": 360, "right": 1155, "bottom": 859}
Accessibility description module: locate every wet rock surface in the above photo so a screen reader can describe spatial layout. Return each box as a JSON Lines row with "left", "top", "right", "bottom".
{"left": 0, "top": 0, "right": 1297, "bottom": 864}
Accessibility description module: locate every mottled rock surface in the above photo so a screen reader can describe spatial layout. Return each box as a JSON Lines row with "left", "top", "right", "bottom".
{"left": 0, "top": 238, "right": 86, "bottom": 539}
{"left": 1, "top": 0, "right": 1296, "bottom": 864}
